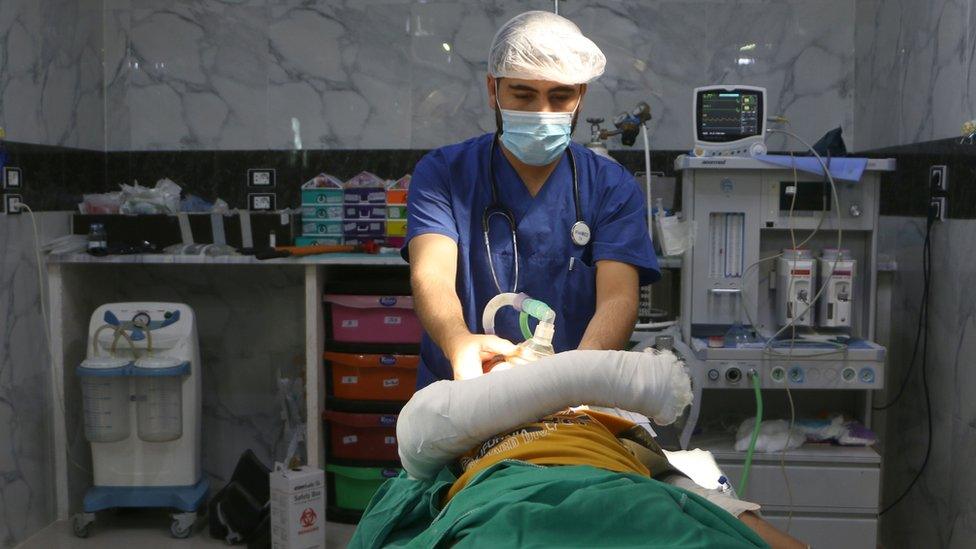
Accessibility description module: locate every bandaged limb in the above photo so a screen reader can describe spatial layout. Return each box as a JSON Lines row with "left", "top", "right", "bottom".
{"left": 396, "top": 349, "right": 692, "bottom": 480}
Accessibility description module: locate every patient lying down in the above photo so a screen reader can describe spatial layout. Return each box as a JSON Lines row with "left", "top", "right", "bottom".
{"left": 350, "top": 350, "right": 807, "bottom": 549}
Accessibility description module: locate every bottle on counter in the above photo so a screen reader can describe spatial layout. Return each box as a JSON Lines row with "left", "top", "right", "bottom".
{"left": 87, "top": 223, "right": 108, "bottom": 256}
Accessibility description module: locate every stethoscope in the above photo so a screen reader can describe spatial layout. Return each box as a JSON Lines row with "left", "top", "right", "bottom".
{"left": 482, "top": 134, "right": 591, "bottom": 294}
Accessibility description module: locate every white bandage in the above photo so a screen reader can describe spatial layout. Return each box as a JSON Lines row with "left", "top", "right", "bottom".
{"left": 396, "top": 350, "right": 692, "bottom": 480}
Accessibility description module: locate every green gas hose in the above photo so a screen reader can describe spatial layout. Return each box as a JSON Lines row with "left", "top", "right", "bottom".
{"left": 739, "top": 371, "right": 763, "bottom": 499}
{"left": 519, "top": 311, "right": 533, "bottom": 340}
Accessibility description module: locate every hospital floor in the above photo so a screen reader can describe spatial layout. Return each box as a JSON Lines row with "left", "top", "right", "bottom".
{"left": 19, "top": 510, "right": 356, "bottom": 548}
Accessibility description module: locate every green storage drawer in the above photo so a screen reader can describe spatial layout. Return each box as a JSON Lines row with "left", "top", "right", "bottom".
{"left": 386, "top": 205, "right": 408, "bottom": 220}
{"left": 326, "top": 464, "right": 401, "bottom": 511}
{"left": 302, "top": 204, "right": 344, "bottom": 220}
{"left": 301, "top": 188, "right": 344, "bottom": 205}
{"left": 301, "top": 219, "right": 343, "bottom": 235}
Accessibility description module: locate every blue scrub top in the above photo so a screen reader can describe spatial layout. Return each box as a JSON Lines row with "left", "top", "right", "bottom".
{"left": 403, "top": 133, "right": 660, "bottom": 389}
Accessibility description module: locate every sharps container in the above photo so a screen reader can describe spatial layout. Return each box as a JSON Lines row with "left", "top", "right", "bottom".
{"left": 77, "top": 357, "right": 132, "bottom": 443}
{"left": 133, "top": 356, "right": 187, "bottom": 442}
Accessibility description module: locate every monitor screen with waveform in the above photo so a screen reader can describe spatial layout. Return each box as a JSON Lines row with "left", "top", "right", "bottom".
{"left": 696, "top": 89, "right": 764, "bottom": 143}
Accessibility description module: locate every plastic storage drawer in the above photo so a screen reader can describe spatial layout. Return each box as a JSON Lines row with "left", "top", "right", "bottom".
{"left": 324, "top": 295, "right": 421, "bottom": 344}
{"left": 301, "top": 188, "right": 344, "bottom": 205}
{"left": 323, "top": 410, "right": 399, "bottom": 462}
{"left": 326, "top": 464, "right": 401, "bottom": 511}
{"left": 324, "top": 352, "right": 418, "bottom": 401}
{"left": 386, "top": 205, "right": 407, "bottom": 220}
{"left": 344, "top": 205, "right": 386, "bottom": 220}
{"left": 343, "top": 236, "right": 386, "bottom": 247}
{"left": 344, "top": 188, "right": 386, "bottom": 205}
{"left": 301, "top": 219, "right": 343, "bottom": 236}
{"left": 302, "top": 204, "right": 344, "bottom": 220}
{"left": 386, "top": 220, "right": 407, "bottom": 237}
{"left": 386, "top": 189, "right": 407, "bottom": 205}
{"left": 343, "top": 220, "right": 385, "bottom": 235}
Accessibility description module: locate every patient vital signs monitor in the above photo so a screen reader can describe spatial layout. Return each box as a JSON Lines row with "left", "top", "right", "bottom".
{"left": 692, "top": 86, "right": 767, "bottom": 158}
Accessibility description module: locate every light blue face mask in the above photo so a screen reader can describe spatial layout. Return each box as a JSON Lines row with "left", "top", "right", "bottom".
{"left": 496, "top": 91, "right": 580, "bottom": 166}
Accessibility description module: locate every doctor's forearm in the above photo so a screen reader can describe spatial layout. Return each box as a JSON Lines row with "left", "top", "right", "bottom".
{"left": 411, "top": 273, "right": 470, "bottom": 354}
{"left": 577, "top": 296, "right": 638, "bottom": 350}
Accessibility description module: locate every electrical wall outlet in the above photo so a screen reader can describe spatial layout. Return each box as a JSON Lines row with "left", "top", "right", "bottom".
{"left": 5, "top": 194, "right": 23, "bottom": 214}
{"left": 248, "top": 193, "right": 276, "bottom": 211}
{"left": 929, "top": 165, "right": 947, "bottom": 193}
{"left": 247, "top": 168, "right": 276, "bottom": 188}
{"left": 2, "top": 166, "right": 22, "bottom": 189}
{"left": 929, "top": 196, "right": 946, "bottom": 222}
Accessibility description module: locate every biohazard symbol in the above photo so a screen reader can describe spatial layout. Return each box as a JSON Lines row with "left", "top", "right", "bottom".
{"left": 300, "top": 507, "right": 317, "bottom": 528}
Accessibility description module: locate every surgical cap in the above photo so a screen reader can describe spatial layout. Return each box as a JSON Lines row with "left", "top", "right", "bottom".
{"left": 488, "top": 11, "right": 606, "bottom": 85}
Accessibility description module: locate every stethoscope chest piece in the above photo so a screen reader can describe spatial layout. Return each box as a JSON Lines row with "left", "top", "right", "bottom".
{"left": 571, "top": 221, "right": 591, "bottom": 247}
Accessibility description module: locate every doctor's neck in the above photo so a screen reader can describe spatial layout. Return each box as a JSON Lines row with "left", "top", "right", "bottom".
{"left": 499, "top": 143, "right": 561, "bottom": 197}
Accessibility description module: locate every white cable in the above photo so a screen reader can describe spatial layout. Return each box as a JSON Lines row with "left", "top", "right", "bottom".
{"left": 642, "top": 121, "right": 653, "bottom": 234}
{"left": 19, "top": 204, "right": 92, "bottom": 475}
{"left": 761, "top": 129, "right": 844, "bottom": 357}
{"left": 641, "top": 122, "right": 656, "bottom": 316}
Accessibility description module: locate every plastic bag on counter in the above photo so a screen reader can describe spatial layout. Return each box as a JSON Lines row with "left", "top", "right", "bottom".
{"left": 301, "top": 173, "right": 343, "bottom": 189}
{"left": 79, "top": 192, "right": 123, "bottom": 214}
{"left": 345, "top": 171, "right": 385, "bottom": 188}
{"left": 734, "top": 418, "right": 805, "bottom": 453}
{"left": 119, "top": 178, "right": 182, "bottom": 215}
{"left": 180, "top": 194, "right": 231, "bottom": 213}
{"left": 655, "top": 213, "right": 693, "bottom": 257}
{"left": 796, "top": 415, "right": 877, "bottom": 446}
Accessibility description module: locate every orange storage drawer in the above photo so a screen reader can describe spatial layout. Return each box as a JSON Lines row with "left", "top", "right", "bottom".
{"left": 325, "top": 352, "right": 418, "bottom": 401}
{"left": 386, "top": 189, "right": 408, "bottom": 204}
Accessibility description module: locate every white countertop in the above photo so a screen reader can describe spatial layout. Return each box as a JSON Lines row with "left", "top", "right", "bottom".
{"left": 47, "top": 252, "right": 686, "bottom": 269}
{"left": 46, "top": 252, "right": 408, "bottom": 266}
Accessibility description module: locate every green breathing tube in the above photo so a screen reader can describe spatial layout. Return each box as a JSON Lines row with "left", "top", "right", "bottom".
{"left": 739, "top": 371, "right": 763, "bottom": 498}
{"left": 518, "top": 298, "right": 555, "bottom": 341}
{"left": 519, "top": 312, "right": 532, "bottom": 340}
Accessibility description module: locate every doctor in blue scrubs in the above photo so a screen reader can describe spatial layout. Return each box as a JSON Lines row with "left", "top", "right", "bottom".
{"left": 403, "top": 11, "right": 660, "bottom": 389}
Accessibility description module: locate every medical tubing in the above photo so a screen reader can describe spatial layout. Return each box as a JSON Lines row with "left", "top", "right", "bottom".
{"left": 482, "top": 292, "right": 526, "bottom": 335}
{"left": 519, "top": 311, "right": 533, "bottom": 340}
{"left": 109, "top": 327, "right": 139, "bottom": 357}
{"left": 642, "top": 123, "right": 655, "bottom": 313}
{"left": 762, "top": 130, "right": 842, "bottom": 347}
{"left": 520, "top": 298, "right": 555, "bottom": 341}
{"left": 91, "top": 324, "right": 117, "bottom": 356}
{"left": 521, "top": 298, "right": 555, "bottom": 323}
{"left": 740, "top": 372, "right": 763, "bottom": 498}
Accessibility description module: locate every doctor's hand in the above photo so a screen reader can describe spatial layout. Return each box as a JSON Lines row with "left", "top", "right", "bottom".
{"left": 447, "top": 334, "right": 518, "bottom": 380}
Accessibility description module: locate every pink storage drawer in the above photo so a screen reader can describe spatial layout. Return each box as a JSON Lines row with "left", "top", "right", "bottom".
{"left": 324, "top": 295, "right": 422, "bottom": 344}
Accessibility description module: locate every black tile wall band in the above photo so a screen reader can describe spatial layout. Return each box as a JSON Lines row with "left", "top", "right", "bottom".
{"left": 3, "top": 138, "right": 974, "bottom": 218}
{"left": 1, "top": 141, "right": 681, "bottom": 213}
{"left": 864, "top": 137, "right": 976, "bottom": 219}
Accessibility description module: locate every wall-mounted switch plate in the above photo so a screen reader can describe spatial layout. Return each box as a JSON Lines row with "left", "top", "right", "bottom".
{"left": 929, "top": 165, "right": 947, "bottom": 194}
{"left": 929, "top": 196, "right": 946, "bottom": 222}
{"left": 2, "top": 166, "right": 22, "bottom": 189}
{"left": 4, "top": 194, "right": 23, "bottom": 214}
{"left": 247, "top": 168, "right": 276, "bottom": 189}
{"left": 248, "top": 193, "right": 276, "bottom": 211}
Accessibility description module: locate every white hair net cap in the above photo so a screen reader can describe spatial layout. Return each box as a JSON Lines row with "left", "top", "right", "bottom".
{"left": 489, "top": 11, "right": 606, "bottom": 85}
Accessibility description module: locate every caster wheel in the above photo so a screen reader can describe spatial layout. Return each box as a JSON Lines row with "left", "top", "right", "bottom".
{"left": 72, "top": 513, "right": 95, "bottom": 538}
{"left": 170, "top": 511, "right": 197, "bottom": 539}
{"left": 170, "top": 520, "right": 192, "bottom": 539}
